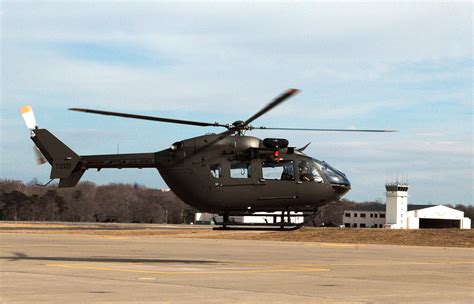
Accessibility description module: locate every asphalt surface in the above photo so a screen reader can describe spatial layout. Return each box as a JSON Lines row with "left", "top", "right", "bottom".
{"left": 1, "top": 231, "right": 473, "bottom": 303}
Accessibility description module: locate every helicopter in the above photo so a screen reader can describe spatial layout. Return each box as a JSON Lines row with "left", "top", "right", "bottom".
{"left": 21, "top": 89, "right": 395, "bottom": 227}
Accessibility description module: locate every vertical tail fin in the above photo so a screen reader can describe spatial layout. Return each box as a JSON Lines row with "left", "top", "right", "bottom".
{"left": 31, "top": 129, "right": 84, "bottom": 187}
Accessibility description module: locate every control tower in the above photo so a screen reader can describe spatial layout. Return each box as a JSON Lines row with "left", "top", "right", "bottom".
{"left": 384, "top": 182, "right": 409, "bottom": 229}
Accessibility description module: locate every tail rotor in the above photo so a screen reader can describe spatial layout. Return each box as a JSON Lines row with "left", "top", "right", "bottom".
{"left": 20, "top": 105, "right": 37, "bottom": 130}
{"left": 34, "top": 146, "right": 47, "bottom": 165}
{"left": 20, "top": 105, "right": 47, "bottom": 165}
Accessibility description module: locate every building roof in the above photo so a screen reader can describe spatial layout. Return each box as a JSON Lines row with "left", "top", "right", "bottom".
{"left": 348, "top": 203, "right": 385, "bottom": 212}
{"left": 347, "top": 204, "right": 437, "bottom": 212}
{"left": 407, "top": 204, "right": 436, "bottom": 211}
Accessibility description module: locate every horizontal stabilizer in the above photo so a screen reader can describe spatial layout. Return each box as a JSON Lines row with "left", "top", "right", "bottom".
{"left": 59, "top": 170, "right": 85, "bottom": 188}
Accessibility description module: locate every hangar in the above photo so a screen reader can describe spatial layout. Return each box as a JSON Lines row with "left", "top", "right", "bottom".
{"left": 389, "top": 204, "right": 471, "bottom": 229}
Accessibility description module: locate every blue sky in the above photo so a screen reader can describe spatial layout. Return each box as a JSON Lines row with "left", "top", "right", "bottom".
{"left": 1, "top": 1, "right": 472, "bottom": 205}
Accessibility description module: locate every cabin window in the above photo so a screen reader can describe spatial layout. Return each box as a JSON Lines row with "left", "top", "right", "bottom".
{"left": 209, "top": 164, "right": 222, "bottom": 178}
{"left": 261, "top": 161, "right": 294, "bottom": 181}
{"left": 230, "top": 163, "right": 251, "bottom": 179}
{"left": 298, "top": 160, "right": 323, "bottom": 182}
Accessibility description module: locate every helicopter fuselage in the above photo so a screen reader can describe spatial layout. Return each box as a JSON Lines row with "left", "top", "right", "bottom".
{"left": 154, "top": 134, "right": 351, "bottom": 213}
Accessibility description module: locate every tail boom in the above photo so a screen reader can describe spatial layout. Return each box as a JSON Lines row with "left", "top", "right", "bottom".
{"left": 80, "top": 153, "right": 158, "bottom": 169}
{"left": 31, "top": 128, "right": 159, "bottom": 187}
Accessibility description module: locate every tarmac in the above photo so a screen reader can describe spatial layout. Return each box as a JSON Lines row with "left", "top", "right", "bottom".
{"left": 1, "top": 229, "right": 473, "bottom": 303}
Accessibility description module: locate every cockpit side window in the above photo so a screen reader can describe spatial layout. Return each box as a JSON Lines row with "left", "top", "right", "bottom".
{"left": 230, "top": 163, "right": 252, "bottom": 179}
{"left": 262, "top": 161, "right": 295, "bottom": 181}
{"left": 298, "top": 160, "right": 323, "bottom": 183}
{"left": 210, "top": 164, "right": 222, "bottom": 178}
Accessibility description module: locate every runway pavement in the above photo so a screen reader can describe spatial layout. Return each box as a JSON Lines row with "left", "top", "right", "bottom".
{"left": 1, "top": 232, "right": 473, "bottom": 303}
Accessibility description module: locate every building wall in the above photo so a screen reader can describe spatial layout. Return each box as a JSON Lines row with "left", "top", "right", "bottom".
{"left": 343, "top": 210, "right": 386, "bottom": 228}
{"left": 242, "top": 212, "right": 304, "bottom": 224}
{"left": 461, "top": 218, "right": 471, "bottom": 229}
{"left": 406, "top": 216, "right": 419, "bottom": 229}
{"left": 195, "top": 213, "right": 243, "bottom": 224}
{"left": 195, "top": 212, "right": 303, "bottom": 224}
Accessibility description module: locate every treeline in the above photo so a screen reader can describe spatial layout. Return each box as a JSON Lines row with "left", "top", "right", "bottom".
{"left": 0, "top": 179, "right": 197, "bottom": 223}
{"left": 1, "top": 179, "right": 473, "bottom": 226}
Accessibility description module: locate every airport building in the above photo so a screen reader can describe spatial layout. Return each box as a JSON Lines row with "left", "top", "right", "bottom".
{"left": 343, "top": 183, "right": 471, "bottom": 229}
{"left": 343, "top": 205, "right": 386, "bottom": 228}
{"left": 194, "top": 212, "right": 304, "bottom": 225}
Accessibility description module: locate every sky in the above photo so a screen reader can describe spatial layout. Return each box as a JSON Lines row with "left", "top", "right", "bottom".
{"left": 1, "top": 1, "right": 472, "bottom": 205}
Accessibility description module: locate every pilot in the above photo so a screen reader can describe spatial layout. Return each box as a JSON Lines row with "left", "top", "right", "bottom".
{"left": 299, "top": 165, "right": 314, "bottom": 182}
{"left": 280, "top": 167, "right": 294, "bottom": 180}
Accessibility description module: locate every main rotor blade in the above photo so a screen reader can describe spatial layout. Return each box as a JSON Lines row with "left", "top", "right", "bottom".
{"left": 243, "top": 88, "right": 300, "bottom": 126}
{"left": 69, "top": 108, "right": 228, "bottom": 128}
{"left": 252, "top": 126, "right": 398, "bottom": 132}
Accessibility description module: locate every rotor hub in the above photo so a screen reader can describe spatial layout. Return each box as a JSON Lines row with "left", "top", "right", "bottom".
{"left": 232, "top": 120, "right": 245, "bottom": 128}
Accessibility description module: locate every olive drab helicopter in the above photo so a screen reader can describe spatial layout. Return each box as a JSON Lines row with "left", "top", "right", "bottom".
{"left": 21, "top": 89, "right": 396, "bottom": 227}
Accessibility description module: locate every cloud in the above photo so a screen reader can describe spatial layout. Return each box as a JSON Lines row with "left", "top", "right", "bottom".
{"left": 3, "top": 2, "right": 471, "bottom": 116}
{"left": 1, "top": 1, "right": 472, "bottom": 203}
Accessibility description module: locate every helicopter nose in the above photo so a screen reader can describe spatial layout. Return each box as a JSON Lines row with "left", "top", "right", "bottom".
{"left": 333, "top": 183, "right": 351, "bottom": 199}
{"left": 332, "top": 185, "right": 351, "bottom": 199}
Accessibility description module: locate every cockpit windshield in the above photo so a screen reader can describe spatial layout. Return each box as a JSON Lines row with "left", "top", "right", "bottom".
{"left": 313, "top": 159, "right": 350, "bottom": 186}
